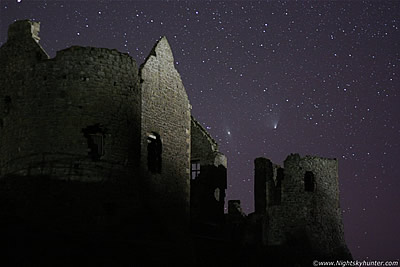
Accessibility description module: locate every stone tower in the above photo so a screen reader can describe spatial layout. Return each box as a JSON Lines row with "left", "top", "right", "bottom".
{"left": 253, "top": 154, "right": 351, "bottom": 260}
{"left": 0, "top": 20, "right": 141, "bottom": 181}
{"left": 0, "top": 20, "right": 194, "bottom": 265}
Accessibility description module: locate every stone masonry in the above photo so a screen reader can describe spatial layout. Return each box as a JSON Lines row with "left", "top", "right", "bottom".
{"left": 251, "top": 154, "right": 351, "bottom": 262}
{"left": 0, "top": 20, "right": 351, "bottom": 266}
{"left": 0, "top": 19, "right": 208, "bottom": 265}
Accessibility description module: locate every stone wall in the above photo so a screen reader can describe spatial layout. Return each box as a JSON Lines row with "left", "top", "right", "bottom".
{"left": 190, "top": 117, "right": 227, "bottom": 227}
{"left": 279, "top": 154, "right": 346, "bottom": 255}
{"left": 0, "top": 21, "right": 141, "bottom": 182}
{"left": 191, "top": 117, "right": 220, "bottom": 165}
{"left": 0, "top": 19, "right": 353, "bottom": 265}
{"left": 139, "top": 36, "right": 192, "bottom": 236}
{"left": 254, "top": 154, "right": 349, "bottom": 258}
{"left": 0, "top": 20, "right": 49, "bottom": 71}
{"left": 254, "top": 158, "right": 283, "bottom": 214}
{"left": 0, "top": 20, "right": 195, "bottom": 262}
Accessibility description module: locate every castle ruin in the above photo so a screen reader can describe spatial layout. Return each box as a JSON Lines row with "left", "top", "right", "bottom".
{"left": 0, "top": 20, "right": 351, "bottom": 266}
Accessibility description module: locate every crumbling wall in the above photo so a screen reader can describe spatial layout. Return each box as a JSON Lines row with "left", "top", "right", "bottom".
{"left": 0, "top": 20, "right": 171, "bottom": 260}
{"left": 0, "top": 21, "right": 49, "bottom": 173}
{"left": 279, "top": 154, "right": 346, "bottom": 255}
{"left": 254, "top": 158, "right": 283, "bottom": 215}
{"left": 191, "top": 117, "right": 220, "bottom": 164}
{"left": 139, "top": 36, "right": 192, "bottom": 236}
{"left": 0, "top": 20, "right": 49, "bottom": 73}
{"left": 0, "top": 20, "right": 194, "bottom": 263}
{"left": 254, "top": 154, "right": 349, "bottom": 258}
{"left": 0, "top": 21, "right": 141, "bottom": 181}
{"left": 190, "top": 117, "right": 227, "bottom": 229}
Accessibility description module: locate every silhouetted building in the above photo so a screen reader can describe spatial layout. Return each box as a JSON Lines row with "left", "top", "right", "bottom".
{"left": 0, "top": 20, "right": 350, "bottom": 266}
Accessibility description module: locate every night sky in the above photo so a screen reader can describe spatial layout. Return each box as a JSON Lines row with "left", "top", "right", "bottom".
{"left": 1, "top": 0, "right": 399, "bottom": 260}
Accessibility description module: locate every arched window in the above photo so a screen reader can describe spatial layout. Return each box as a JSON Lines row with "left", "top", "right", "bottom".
{"left": 147, "top": 132, "right": 162, "bottom": 173}
{"left": 304, "top": 171, "right": 315, "bottom": 192}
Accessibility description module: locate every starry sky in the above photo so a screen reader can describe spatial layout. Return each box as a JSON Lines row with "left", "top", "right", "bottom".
{"left": 1, "top": 0, "right": 399, "bottom": 260}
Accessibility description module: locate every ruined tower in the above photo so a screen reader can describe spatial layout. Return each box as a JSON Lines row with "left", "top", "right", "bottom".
{"left": 0, "top": 19, "right": 199, "bottom": 265}
{"left": 0, "top": 20, "right": 141, "bottom": 181}
{"left": 253, "top": 154, "right": 351, "bottom": 262}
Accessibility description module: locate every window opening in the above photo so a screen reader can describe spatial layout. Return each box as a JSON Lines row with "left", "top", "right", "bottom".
{"left": 214, "top": 188, "right": 220, "bottom": 201}
{"left": 147, "top": 132, "right": 162, "bottom": 173}
{"left": 191, "top": 161, "right": 200, "bottom": 180}
{"left": 82, "top": 124, "right": 106, "bottom": 161}
{"left": 304, "top": 171, "right": 315, "bottom": 192}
